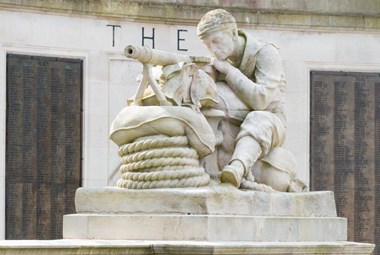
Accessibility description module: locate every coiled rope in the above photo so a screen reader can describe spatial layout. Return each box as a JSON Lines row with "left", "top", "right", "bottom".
{"left": 118, "top": 136, "right": 188, "bottom": 155}
{"left": 240, "top": 179, "right": 277, "bottom": 192}
{"left": 122, "top": 167, "right": 205, "bottom": 181}
{"left": 117, "top": 135, "right": 210, "bottom": 189}
{"left": 122, "top": 147, "right": 198, "bottom": 163}
{"left": 117, "top": 174, "right": 210, "bottom": 189}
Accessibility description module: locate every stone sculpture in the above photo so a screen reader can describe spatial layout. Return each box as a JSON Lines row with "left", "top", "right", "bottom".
{"left": 62, "top": 9, "right": 375, "bottom": 254}
{"left": 110, "top": 9, "right": 306, "bottom": 192}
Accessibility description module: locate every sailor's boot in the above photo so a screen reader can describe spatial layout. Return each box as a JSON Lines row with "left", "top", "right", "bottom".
{"left": 220, "top": 160, "right": 245, "bottom": 187}
{"left": 220, "top": 136, "right": 262, "bottom": 188}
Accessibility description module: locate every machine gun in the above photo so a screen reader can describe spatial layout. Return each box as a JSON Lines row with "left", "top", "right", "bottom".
{"left": 124, "top": 45, "right": 212, "bottom": 106}
{"left": 125, "top": 45, "right": 193, "bottom": 66}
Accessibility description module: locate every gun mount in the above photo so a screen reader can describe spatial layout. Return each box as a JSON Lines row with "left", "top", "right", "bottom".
{"left": 124, "top": 45, "right": 214, "bottom": 107}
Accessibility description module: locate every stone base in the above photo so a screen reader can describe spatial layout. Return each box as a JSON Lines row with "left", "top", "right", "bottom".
{"left": 65, "top": 185, "right": 346, "bottom": 242}
{"left": 73, "top": 185, "right": 337, "bottom": 217}
{"left": 57, "top": 185, "right": 375, "bottom": 254}
{"left": 63, "top": 214, "right": 347, "bottom": 242}
{"left": 0, "top": 240, "right": 375, "bottom": 255}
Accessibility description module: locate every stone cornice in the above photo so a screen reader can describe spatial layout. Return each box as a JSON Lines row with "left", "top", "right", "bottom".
{"left": 0, "top": 0, "right": 379, "bottom": 32}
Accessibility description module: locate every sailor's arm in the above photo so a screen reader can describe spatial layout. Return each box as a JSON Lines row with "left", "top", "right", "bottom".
{"left": 214, "top": 45, "right": 283, "bottom": 110}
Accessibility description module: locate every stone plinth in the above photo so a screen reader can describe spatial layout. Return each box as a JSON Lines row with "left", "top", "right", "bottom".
{"left": 0, "top": 185, "right": 375, "bottom": 255}
{"left": 64, "top": 185, "right": 346, "bottom": 242}
{"left": 73, "top": 185, "right": 337, "bottom": 216}
{"left": 64, "top": 214, "right": 347, "bottom": 241}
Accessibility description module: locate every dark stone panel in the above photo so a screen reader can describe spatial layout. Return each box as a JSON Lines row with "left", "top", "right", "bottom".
{"left": 310, "top": 71, "right": 380, "bottom": 254}
{"left": 6, "top": 54, "right": 83, "bottom": 240}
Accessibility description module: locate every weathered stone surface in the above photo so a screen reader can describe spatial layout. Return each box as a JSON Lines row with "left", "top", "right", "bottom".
{"left": 0, "top": 0, "right": 379, "bottom": 30}
{"left": 0, "top": 240, "right": 374, "bottom": 255}
{"left": 75, "top": 185, "right": 337, "bottom": 217}
{"left": 63, "top": 214, "right": 347, "bottom": 241}
{"left": 68, "top": 186, "right": 348, "bottom": 242}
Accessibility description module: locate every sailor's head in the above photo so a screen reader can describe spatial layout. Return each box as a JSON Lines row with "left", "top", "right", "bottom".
{"left": 197, "top": 9, "right": 238, "bottom": 60}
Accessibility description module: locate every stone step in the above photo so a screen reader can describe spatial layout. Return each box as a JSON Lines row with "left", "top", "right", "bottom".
{"left": 63, "top": 214, "right": 347, "bottom": 242}
{"left": 0, "top": 240, "right": 374, "bottom": 255}
{"left": 75, "top": 185, "right": 337, "bottom": 217}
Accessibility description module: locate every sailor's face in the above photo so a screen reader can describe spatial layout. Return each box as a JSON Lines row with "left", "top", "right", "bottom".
{"left": 202, "top": 30, "right": 235, "bottom": 60}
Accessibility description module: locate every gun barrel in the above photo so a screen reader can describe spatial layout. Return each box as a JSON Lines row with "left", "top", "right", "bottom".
{"left": 124, "top": 45, "right": 192, "bottom": 66}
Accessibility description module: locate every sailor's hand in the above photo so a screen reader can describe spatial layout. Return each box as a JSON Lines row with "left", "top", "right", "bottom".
{"left": 213, "top": 59, "right": 234, "bottom": 75}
